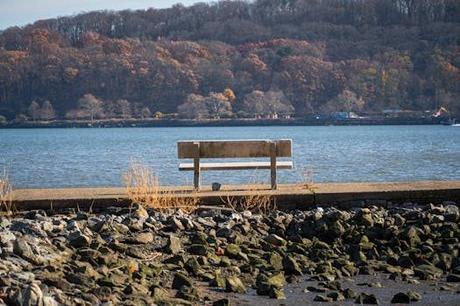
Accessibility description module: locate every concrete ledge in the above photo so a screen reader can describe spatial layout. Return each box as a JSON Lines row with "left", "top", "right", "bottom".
{"left": 9, "top": 180, "right": 460, "bottom": 211}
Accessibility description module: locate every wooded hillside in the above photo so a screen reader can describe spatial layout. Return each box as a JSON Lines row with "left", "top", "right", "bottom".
{"left": 0, "top": 0, "right": 459, "bottom": 120}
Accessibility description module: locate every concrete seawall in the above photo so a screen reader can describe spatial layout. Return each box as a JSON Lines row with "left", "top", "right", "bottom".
{"left": 9, "top": 180, "right": 460, "bottom": 211}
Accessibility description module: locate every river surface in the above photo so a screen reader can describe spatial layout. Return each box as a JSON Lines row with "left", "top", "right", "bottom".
{"left": 0, "top": 125, "right": 459, "bottom": 188}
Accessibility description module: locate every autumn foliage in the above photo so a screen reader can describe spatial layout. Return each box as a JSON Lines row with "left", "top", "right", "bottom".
{"left": 0, "top": 0, "right": 459, "bottom": 120}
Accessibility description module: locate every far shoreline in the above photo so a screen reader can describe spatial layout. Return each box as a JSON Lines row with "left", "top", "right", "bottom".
{"left": 0, "top": 117, "right": 444, "bottom": 129}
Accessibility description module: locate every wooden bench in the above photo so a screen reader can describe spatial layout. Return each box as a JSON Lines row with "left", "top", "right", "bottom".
{"left": 177, "top": 139, "right": 293, "bottom": 190}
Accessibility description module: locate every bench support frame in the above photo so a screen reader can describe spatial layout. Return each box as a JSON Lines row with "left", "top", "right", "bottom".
{"left": 192, "top": 142, "right": 201, "bottom": 190}
{"left": 270, "top": 141, "right": 277, "bottom": 190}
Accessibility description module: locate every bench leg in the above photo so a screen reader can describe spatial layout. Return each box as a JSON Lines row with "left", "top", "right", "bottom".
{"left": 270, "top": 142, "right": 277, "bottom": 190}
{"left": 193, "top": 158, "right": 200, "bottom": 190}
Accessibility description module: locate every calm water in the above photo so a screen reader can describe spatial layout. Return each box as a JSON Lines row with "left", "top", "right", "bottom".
{"left": 0, "top": 126, "right": 459, "bottom": 188}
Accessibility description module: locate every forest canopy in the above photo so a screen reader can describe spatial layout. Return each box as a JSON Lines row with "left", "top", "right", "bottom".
{"left": 0, "top": 0, "right": 459, "bottom": 120}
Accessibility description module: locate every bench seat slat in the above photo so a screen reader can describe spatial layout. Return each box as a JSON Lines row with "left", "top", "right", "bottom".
{"left": 179, "top": 161, "right": 293, "bottom": 171}
{"left": 178, "top": 139, "right": 292, "bottom": 158}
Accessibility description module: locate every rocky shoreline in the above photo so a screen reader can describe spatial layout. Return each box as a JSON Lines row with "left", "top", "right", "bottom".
{"left": 0, "top": 202, "right": 459, "bottom": 305}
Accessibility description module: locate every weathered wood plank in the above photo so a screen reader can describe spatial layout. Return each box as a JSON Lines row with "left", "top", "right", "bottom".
{"left": 178, "top": 139, "right": 292, "bottom": 158}
{"left": 179, "top": 161, "right": 293, "bottom": 171}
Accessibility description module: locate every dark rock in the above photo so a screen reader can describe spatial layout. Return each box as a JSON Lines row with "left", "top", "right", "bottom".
{"left": 190, "top": 232, "right": 208, "bottom": 245}
{"left": 76, "top": 211, "right": 89, "bottom": 220}
{"left": 87, "top": 217, "right": 105, "bottom": 232}
{"left": 176, "top": 285, "right": 199, "bottom": 301}
{"left": 306, "top": 286, "right": 327, "bottom": 293}
{"left": 313, "top": 294, "right": 333, "bottom": 302}
{"left": 68, "top": 231, "right": 91, "bottom": 248}
{"left": 41, "top": 272, "right": 72, "bottom": 291}
{"left": 357, "top": 209, "right": 374, "bottom": 226}
{"left": 185, "top": 257, "right": 201, "bottom": 275}
{"left": 343, "top": 288, "right": 357, "bottom": 299}
{"left": 391, "top": 292, "right": 410, "bottom": 304}
{"left": 283, "top": 256, "right": 302, "bottom": 275}
{"left": 189, "top": 244, "right": 208, "bottom": 256}
{"left": 127, "top": 245, "right": 157, "bottom": 259}
{"left": 66, "top": 273, "right": 93, "bottom": 286}
{"left": 355, "top": 293, "right": 379, "bottom": 304}
{"left": 327, "top": 291, "right": 345, "bottom": 301}
{"left": 98, "top": 274, "right": 127, "bottom": 287}
{"left": 213, "top": 298, "right": 231, "bottom": 306}
{"left": 164, "top": 254, "right": 185, "bottom": 266}
{"left": 172, "top": 273, "right": 193, "bottom": 290}
{"left": 446, "top": 274, "right": 460, "bottom": 282}
{"left": 321, "top": 280, "right": 342, "bottom": 291}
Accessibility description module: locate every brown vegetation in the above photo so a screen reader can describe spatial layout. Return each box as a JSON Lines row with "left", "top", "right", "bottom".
{"left": 226, "top": 191, "right": 277, "bottom": 215}
{"left": 221, "top": 173, "right": 277, "bottom": 214}
{"left": 0, "top": 0, "right": 459, "bottom": 120}
{"left": 0, "top": 169, "right": 13, "bottom": 214}
{"left": 123, "top": 163, "right": 198, "bottom": 213}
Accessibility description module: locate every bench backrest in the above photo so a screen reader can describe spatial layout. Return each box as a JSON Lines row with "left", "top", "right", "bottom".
{"left": 178, "top": 139, "right": 292, "bottom": 159}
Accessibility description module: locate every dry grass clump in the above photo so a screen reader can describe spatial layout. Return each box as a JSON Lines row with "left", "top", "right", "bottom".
{"left": 123, "top": 163, "right": 198, "bottom": 214}
{"left": 0, "top": 169, "right": 14, "bottom": 214}
{"left": 225, "top": 191, "right": 276, "bottom": 215}
{"left": 222, "top": 173, "right": 277, "bottom": 214}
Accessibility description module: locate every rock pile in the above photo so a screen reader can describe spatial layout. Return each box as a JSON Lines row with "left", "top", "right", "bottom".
{"left": 0, "top": 202, "right": 459, "bottom": 305}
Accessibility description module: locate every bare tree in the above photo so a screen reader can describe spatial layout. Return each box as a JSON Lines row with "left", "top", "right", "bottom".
{"left": 242, "top": 90, "right": 265, "bottom": 115}
{"left": 264, "top": 90, "right": 295, "bottom": 114}
{"left": 116, "top": 99, "right": 132, "bottom": 119}
{"left": 242, "top": 90, "right": 294, "bottom": 116}
{"left": 28, "top": 101, "right": 40, "bottom": 121}
{"left": 39, "top": 100, "right": 56, "bottom": 120}
{"left": 178, "top": 92, "right": 233, "bottom": 119}
{"left": 141, "top": 107, "right": 151, "bottom": 119}
{"left": 205, "top": 92, "right": 232, "bottom": 119}
{"left": 78, "top": 94, "right": 104, "bottom": 122}
{"left": 177, "top": 94, "right": 209, "bottom": 119}
{"left": 321, "top": 89, "right": 364, "bottom": 113}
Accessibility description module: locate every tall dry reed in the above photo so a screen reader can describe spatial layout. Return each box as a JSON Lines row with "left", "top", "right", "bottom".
{"left": 123, "top": 163, "right": 198, "bottom": 213}
{"left": 0, "top": 169, "right": 13, "bottom": 214}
